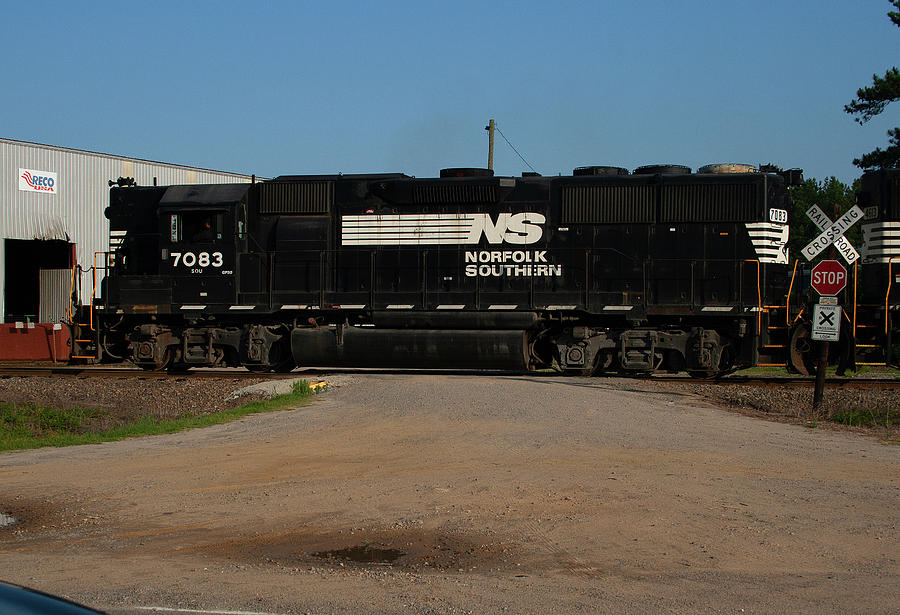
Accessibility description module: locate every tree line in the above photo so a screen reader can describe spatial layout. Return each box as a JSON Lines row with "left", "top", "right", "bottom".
{"left": 782, "top": 1, "right": 898, "bottom": 256}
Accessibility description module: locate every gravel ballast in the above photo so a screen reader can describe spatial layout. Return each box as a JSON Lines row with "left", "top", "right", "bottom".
{"left": 657, "top": 380, "right": 900, "bottom": 439}
{"left": 0, "top": 373, "right": 896, "bottom": 440}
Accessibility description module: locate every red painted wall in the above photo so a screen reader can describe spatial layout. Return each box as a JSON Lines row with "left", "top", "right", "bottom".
{"left": 0, "top": 323, "right": 71, "bottom": 361}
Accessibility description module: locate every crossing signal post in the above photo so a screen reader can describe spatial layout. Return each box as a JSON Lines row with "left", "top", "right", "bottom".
{"left": 801, "top": 202, "right": 861, "bottom": 412}
{"left": 809, "top": 259, "right": 848, "bottom": 409}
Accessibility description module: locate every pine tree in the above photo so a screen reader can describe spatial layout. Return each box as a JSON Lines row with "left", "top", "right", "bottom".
{"left": 845, "top": 1, "right": 900, "bottom": 168}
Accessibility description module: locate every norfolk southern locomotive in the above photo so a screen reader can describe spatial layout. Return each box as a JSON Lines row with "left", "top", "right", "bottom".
{"left": 74, "top": 164, "right": 808, "bottom": 376}
{"left": 848, "top": 168, "right": 900, "bottom": 367}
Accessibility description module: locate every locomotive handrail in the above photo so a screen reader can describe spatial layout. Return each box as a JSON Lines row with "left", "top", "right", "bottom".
{"left": 853, "top": 260, "right": 858, "bottom": 337}
{"left": 90, "top": 252, "right": 100, "bottom": 331}
{"left": 320, "top": 250, "right": 326, "bottom": 310}
{"left": 646, "top": 257, "right": 741, "bottom": 310}
{"left": 743, "top": 259, "right": 762, "bottom": 335}
{"left": 258, "top": 248, "right": 766, "bottom": 314}
{"left": 584, "top": 251, "right": 590, "bottom": 309}
{"left": 887, "top": 257, "right": 899, "bottom": 335}
{"left": 786, "top": 259, "right": 799, "bottom": 326}
{"left": 67, "top": 262, "right": 81, "bottom": 323}
{"left": 90, "top": 251, "right": 111, "bottom": 332}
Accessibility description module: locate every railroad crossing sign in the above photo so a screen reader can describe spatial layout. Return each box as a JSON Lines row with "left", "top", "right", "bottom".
{"left": 810, "top": 259, "right": 848, "bottom": 296}
{"left": 811, "top": 304, "right": 842, "bottom": 342}
{"left": 802, "top": 204, "right": 864, "bottom": 263}
{"left": 805, "top": 204, "right": 860, "bottom": 264}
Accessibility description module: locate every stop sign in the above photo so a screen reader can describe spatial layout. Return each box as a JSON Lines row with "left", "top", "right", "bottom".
{"left": 810, "top": 260, "right": 847, "bottom": 296}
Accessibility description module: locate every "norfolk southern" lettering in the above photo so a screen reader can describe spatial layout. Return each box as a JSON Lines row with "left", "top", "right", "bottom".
{"left": 464, "top": 250, "right": 562, "bottom": 277}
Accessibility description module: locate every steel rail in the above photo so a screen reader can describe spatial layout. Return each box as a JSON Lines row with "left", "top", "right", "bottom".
{"left": 648, "top": 374, "right": 900, "bottom": 389}
{"left": 0, "top": 366, "right": 897, "bottom": 388}
{"left": 0, "top": 366, "right": 300, "bottom": 380}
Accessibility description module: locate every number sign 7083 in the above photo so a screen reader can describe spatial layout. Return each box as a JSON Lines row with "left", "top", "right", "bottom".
{"left": 171, "top": 251, "right": 224, "bottom": 268}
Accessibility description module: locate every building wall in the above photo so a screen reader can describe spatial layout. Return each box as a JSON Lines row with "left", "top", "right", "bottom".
{"left": 1, "top": 138, "right": 254, "bottom": 323}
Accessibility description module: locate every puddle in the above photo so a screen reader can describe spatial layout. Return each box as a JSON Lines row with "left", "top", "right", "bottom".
{"left": 312, "top": 544, "right": 405, "bottom": 564}
{"left": 0, "top": 498, "right": 62, "bottom": 532}
{"left": 195, "top": 526, "right": 517, "bottom": 572}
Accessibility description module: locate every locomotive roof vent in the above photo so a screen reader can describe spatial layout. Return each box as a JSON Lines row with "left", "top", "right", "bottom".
{"left": 698, "top": 163, "right": 757, "bottom": 174}
{"left": 633, "top": 164, "right": 692, "bottom": 175}
{"left": 439, "top": 167, "right": 494, "bottom": 178}
{"left": 572, "top": 165, "right": 629, "bottom": 176}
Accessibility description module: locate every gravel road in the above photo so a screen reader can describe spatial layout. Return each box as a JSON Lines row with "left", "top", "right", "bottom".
{"left": 0, "top": 373, "right": 897, "bottom": 614}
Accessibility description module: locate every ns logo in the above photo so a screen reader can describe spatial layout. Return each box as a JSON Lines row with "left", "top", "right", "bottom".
{"left": 466, "top": 212, "right": 546, "bottom": 245}
{"left": 341, "top": 211, "right": 547, "bottom": 246}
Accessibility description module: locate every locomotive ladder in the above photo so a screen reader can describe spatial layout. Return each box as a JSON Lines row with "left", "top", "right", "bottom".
{"left": 855, "top": 257, "right": 899, "bottom": 366}
{"left": 68, "top": 252, "right": 109, "bottom": 362}
{"left": 757, "top": 259, "right": 799, "bottom": 367}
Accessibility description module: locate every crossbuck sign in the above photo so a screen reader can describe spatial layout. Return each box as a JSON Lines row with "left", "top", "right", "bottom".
{"left": 802, "top": 205, "right": 864, "bottom": 264}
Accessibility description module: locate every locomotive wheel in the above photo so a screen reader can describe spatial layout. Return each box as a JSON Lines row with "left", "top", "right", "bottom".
{"left": 585, "top": 351, "right": 613, "bottom": 376}
{"left": 138, "top": 348, "right": 174, "bottom": 372}
{"left": 245, "top": 338, "right": 296, "bottom": 373}
{"left": 245, "top": 359, "right": 295, "bottom": 373}
{"left": 788, "top": 324, "right": 816, "bottom": 376}
{"left": 273, "top": 359, "right": 296, "bottom": 373}
{"left": 564, "top": 349, "right": 610, "bottom": 376}
{"left": 688, "top": 369, "right": 717, "bottom": 379}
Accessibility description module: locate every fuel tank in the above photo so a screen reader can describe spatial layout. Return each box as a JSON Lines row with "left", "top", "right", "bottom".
{"left": 291, "top": 326, "right": 529, "bottom": 370}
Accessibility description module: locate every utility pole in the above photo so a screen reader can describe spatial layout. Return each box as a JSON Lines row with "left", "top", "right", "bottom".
{"left": 485, "top": 119, "right": 495, "bottom": 171}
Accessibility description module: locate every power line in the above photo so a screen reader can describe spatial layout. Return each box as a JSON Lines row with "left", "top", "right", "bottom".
{"left": 495, "top": 126, "right": 538, "bottom": 174}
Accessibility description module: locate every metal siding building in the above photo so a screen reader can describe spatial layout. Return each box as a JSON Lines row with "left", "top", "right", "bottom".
{"left": 1, "top": 138, "right": 253, "bottom": 323}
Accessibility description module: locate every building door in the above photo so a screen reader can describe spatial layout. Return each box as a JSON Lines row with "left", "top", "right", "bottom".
{"left": 3, "top": 239, "right": 74, "bottom": 322}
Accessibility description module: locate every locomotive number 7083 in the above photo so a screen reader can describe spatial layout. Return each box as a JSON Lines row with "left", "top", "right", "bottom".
{"left": 171, "top": 251, "right": 224, "bottom": 268}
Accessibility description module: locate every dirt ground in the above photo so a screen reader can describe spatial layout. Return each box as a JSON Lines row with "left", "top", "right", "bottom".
{"left": 0, "top": 373, "right": 898, "bottom": 614}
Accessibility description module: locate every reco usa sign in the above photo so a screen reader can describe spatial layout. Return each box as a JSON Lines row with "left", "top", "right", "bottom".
{"left": 19, "top": 168, "right": 57, "bottom": 194}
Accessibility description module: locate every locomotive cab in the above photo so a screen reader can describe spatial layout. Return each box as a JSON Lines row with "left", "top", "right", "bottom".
{"left": 155, "top": 183, "right": 250, "bottom": 309}
{"left": 160, "top": 206, "right": 237, "bottom": 307}
{"left": 96, "top": 184, "right": 255, "bottom": 369}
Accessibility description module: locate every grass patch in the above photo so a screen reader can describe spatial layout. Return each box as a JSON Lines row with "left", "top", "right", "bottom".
{"left": 0, "top": 380, "right": 318, "bottom": 452}
{"left": 829, "top": 405, "right": 894, "bottom": 428}
{"left": 735, "top": 365, "right": 900, "bottom": 379}
{"left": 734, "top": 366, "right": 792, "bottom": 376}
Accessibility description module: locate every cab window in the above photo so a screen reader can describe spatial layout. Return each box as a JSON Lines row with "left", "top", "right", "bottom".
{"left": 170, "top": 212, "right": 224, "bottom": 243}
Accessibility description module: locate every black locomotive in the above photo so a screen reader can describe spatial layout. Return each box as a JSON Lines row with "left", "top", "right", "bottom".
{"left": 74, "top": 164, "right": 814, "bottom": 376}
{"left": 849, "top": 168, "right": 900, "bottom": 366}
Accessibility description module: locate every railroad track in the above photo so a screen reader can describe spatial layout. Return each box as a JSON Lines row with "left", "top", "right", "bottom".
{"left": 0, "top": 366, "right": 301, "bottom": 380}
{"left": 0, "top": 365, "right": 897, "bottom": 388}
{"left": 648, "top": 374, "right": 900, "bottom": 389}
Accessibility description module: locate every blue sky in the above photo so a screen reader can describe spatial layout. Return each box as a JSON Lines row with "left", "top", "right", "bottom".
{"left": 3, "top": 1, "right": 897, "bottom": 184}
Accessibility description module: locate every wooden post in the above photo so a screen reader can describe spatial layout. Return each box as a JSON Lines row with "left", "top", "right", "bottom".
{"left": 813, "top": 340, "right": 827, "bottom": 409}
